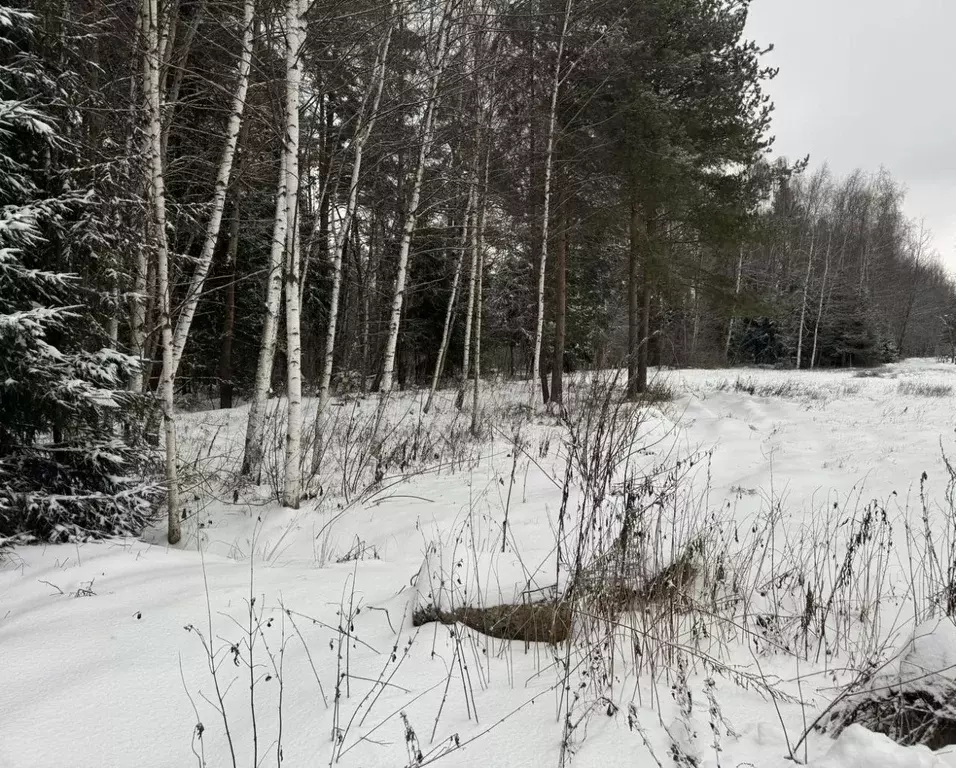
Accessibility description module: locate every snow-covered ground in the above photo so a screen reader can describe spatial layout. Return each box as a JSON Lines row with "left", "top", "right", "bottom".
{"left": 5, "top": 359, "right": 956, "bottom": 768}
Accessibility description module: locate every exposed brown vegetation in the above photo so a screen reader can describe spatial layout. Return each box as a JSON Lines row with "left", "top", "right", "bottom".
{"left": 413, "top": 601, "right": 573, "bottom": 644}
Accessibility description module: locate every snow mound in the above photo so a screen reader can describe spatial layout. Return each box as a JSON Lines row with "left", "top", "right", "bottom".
{"left": 822, "top": 620, "right": 956, "bottom": 749}
{"left": 885, "top": 620, "right": 956, "bottom": 694}
{"left": 811, "top": 724, "right": 956, "bottom": 768}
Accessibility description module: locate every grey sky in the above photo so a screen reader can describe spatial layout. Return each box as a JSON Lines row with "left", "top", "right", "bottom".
{"left": 746, "top": 0, "right": 956, "bottom": 270}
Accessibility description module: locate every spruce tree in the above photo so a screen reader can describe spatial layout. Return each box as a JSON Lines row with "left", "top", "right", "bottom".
{"left": 0, "top": 5, "right": 157, "bottom": 545}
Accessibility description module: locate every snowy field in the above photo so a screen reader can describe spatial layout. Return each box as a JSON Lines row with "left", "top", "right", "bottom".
{"left": 5, "top": 359, "right": 956, "bottom": 768}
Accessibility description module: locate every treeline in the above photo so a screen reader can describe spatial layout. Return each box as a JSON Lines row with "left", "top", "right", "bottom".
{"left": 3, "top": 0, "right": 955, "bottom": 541}
{"left": 727, "top": 168, "right": 955, "bottom": 369}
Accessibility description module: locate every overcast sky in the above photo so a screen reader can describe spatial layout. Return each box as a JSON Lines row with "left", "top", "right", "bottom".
{"left": 745, "top": 0, "right": 956, "bottom": 271}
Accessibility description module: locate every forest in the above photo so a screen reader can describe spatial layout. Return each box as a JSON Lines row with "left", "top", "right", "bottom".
{"left": 3, "top": 0, "right": 953, "bottom": 543}
{"left": 5, "top": 2, "right": 956, "bottom": 766}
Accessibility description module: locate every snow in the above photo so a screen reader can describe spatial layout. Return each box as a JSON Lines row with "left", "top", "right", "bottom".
{"left": 869, "top": 619, "right": 956, "bottom": 697}
{"left": 812, "top": 725, "right": 956, "bottom": 768}
{"left": 5, "top": 359, "right": 956, "bottom": 767}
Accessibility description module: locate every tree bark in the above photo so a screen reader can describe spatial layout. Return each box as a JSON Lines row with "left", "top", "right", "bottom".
{"left": 241, "top": 150, "right": 289, "bottom": 478}
{"left": 724, "top": 245, "right": 744, "bottom": 362}
{"left": 795, "top": 230, "right": 816, "bottom": 369}
{"left": 471, "top": 190, "right": 486, "bottom": 437}
{"left": 168, "top": 0, "right": 255, "bottom": 379}
{"left": 144, "top": 0, "right": 181, "bottom": 544}
{"left": 379, "top": 0, "right": 453, "bottom": 393}
{"left": 425, "top": 201, "right": 471, "bottom": 415}
{"left": 282, "top": 0, "right": 306, "bottom": 509}
{"left": 315, "top": 21, "right": 392, "bottom": 428}
{"left": 454, "top": 186, "right": 481, "bottom": 410}
{"left": 161, "top": 0, "right": 206, "bottom": 159}
{"left": 218, "top": 200, "right": 240, "bottom": 408}
{"left": 529, "top": 0, "right": 572, "bottom": 408}
{"left": 627, "top": 184, "right": 643, "bottom": 399}
{"left": 638, "top": 245, "right": 651, "bottom": 393}
{"left": 810, "top": 232, "right": 832, "bottom": 369}
{"left": 550, "top": 205, "right": 567, "bottom": 408}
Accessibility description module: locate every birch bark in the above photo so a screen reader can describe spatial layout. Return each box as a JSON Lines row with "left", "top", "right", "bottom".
{"left": 379, "top": 0, "right": 454, "bottom": 393}
{"left": 529, "top": 0, "right": 572, "bottom": 407}
{"left": 144, "top": 0, "right": 181, "bottom": 543}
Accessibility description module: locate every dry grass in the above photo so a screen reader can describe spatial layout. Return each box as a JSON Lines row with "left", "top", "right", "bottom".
{"left": 897, "top": 381, "right": 953, "bottom": 398}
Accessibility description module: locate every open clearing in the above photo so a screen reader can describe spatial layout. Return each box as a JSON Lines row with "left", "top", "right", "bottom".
{"left": 5, "top": 359, "right": 956, "bottom": 768}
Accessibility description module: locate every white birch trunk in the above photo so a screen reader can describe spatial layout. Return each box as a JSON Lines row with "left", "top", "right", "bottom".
{"left": 724, "top": 245, "right": 744, "bottom": 360}
{"left": 144, "top": 0, "right": 181, "bottom": 544}
{"left": 470, "top": 162, "right": 489, "bottom": 436}
{"left": 459, "top": 187, "right": 478, "bottom": 390}
{"left": 471, "top": 241, "right": 484, "bottom": 434}
{"left": 795, "top": 230, "right": 816, "bottom": 369}
{"left": 108, "top": 275, "right": 121, "bottom": 349}
{"left": 315, "top": 23, "right": 392, "bottom": 421}
{"left": 158, "top": 0, "right": 178, "bottom": 95}
{"left": 529, "top": 0, "right": 572, "bottom": 407}
{"left": 241, "top": 145, "right": 288, "bottom": 478}
{"left": 281, "top": 0, "right": 306, "bottom": 509}
{"left": 129, "top": 244, "right": 149, "bottom": 393}
{"left": 424, "top": 191, "right": 473, "bottom": 415}
{"left": 379, "top": 0, "right": 453, "bottom": 393}
{"left": 810, "top": 232, "right": 832, "bottom": 369}
{"left": 167, "top": 0, "right": 255, "bottom": 380}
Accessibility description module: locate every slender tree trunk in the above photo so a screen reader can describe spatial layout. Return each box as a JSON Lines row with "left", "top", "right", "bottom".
{"left": 241, "top": 150, "right": 289, "bottom": 478}
{"left": 168, "top": 0, "right": 255, "bottom": 379}
{"left": 810, "top": 233, "right": 832, "bottom": 369}
{"left": 638, "top": 246, "right": 651, "bottom": 393}
{"left": 425, "top": 201, "right": 471, "bottom": 415}
{"left": 529, "top": 0, "right": 572, "bottom": 408}
{"left": 144, "top": 0, "right": 181, "bottom": 544}
{"left": 360, "top": 219, "right": 375, "bottom": 390}
{"left": 550, "top": 205, "right": 567, "bottom": 408}
{"left": 108, "top": 275, "right": 121, "bottom": 349}
{"left": 143, "top": 255, "right": 159, "bottom": 392}
{"left": 218, "top": 201, "right": 240, "bottom": 408}
{"left": 363, "top": 219, "right": 381, "bottom": 390}
{"left": 282, "top": 0, "right": 306, "bottom": 508}
{"left": 314, "top": 22, "right": 392, "bottom": 428}
{"left": 161, "top": 0, "right": 206, "bottom": 158}
{"left": 458, "top": 187, "right": 478, "bottom": 401}
{"left": 127, "top": 10, "right": 148, "bottom": 392}
{"left": 724, "top": 245, "right": 744, "bottom": 362}
{"left": 796, "top": 230, "right": 816, "bottom": 369}
{"left": 158, "top": 0, "right": 179, "bottom": 92}
{"left": 471, "top": 194, "right": 486, "bottom": 437}
{"left": 627, "top": 186, "right": 641, "bottom": 399}
{"left": 379, "top": 0, "right": 453, "bottom": 393}
{"left": 130, "top": 244, "right": 149, "bottom": 393}
{"left": 897, "top": 225, "right": 928, "bottom": 356}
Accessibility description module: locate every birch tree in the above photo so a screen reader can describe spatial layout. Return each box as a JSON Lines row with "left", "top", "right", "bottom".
{"left": 724, "top": 245, "right": 744, "bottom": 361}
{"left": 471, "top": 159, "right": 490, "bottom": 436}
{"left": 282, "top": 0, "right": 307, "bottom": 508}
{"left": 241, "top": 150, "right": 289, "bottom": 478}
{"left": 143, "top": 0, "right": 181, "bottom": 544}
{"left": 795, "top": 229, "right": 815, "bottom": 369}
{"left": 810, "top": 232, "right": 832, "bottom": 368}
{"left": 457, "top": 187, "right": 479, "bottom": 405}
{"left": 314, "top": 21, "right": 393, "bottom": 423}
{"left": 167, "top": 0, "right": 256, "bottom": 379}
{"left": 424, "top": 188, "right": 473, "bottom": 415}
{"left": 379, "top": 0, "right": 454, "bottom": 393}
{"left": 529, "top": 0, "right": 572, "bottom": 407}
